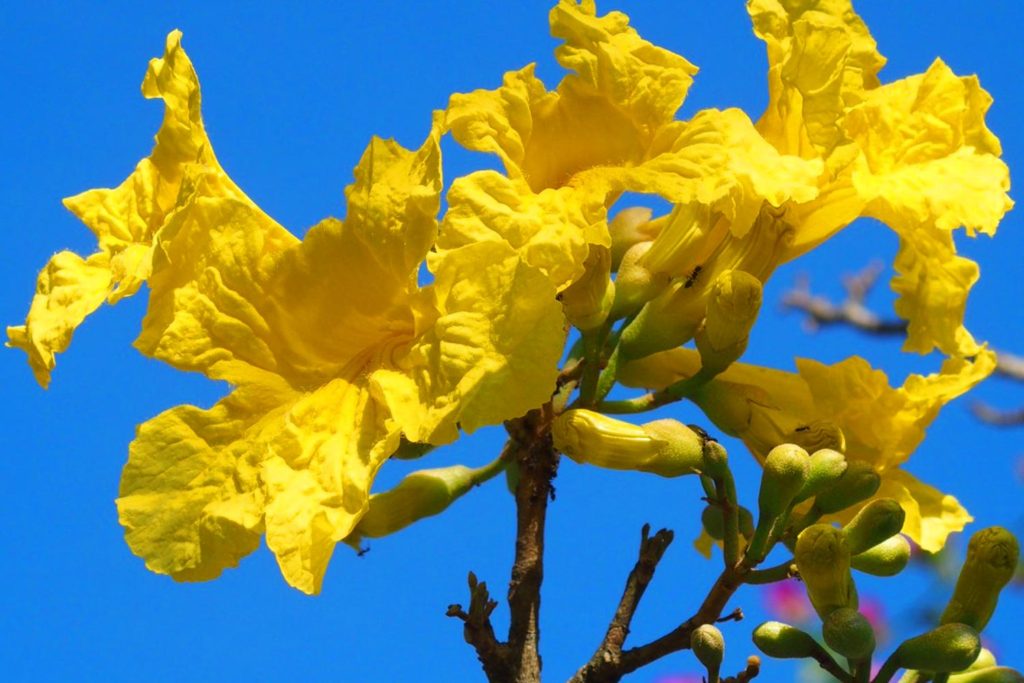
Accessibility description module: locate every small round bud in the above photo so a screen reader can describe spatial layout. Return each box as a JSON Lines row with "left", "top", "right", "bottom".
{"left": 894, "top": 623, "right": 981, "bottom": 674}
{"left": 941, "top": 526, "right": 1020, "bottom": 631}
{"left": 813, "top": 461, "right": 881, "bottom": 514}
{"left": 794, "top": 524, "right": 855, "bottom": 618}
{"left": 851, "top": 535, "right": 911, "bottom": 577}
{"left": 758, "top": 444, "right": 810, "bottom": 521}
{"left": 842, "top": 498, "right": 906, "bottom": 555}
{"left": 695, "top": 270, "right": 763, "bottom": 375}
{"left": 691, "top": 624, "right": 725, "bottom": 678}
{"left": 751, "top": 621, "right": 818, "bottom": 659}
{"left": 793, "top": 448, "right": 847, "bottom": 504}
{"left": 822, "top": 608, "right": 876, "bottom": 660}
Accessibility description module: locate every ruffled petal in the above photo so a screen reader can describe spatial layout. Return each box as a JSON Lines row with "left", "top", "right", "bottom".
{"left": 373, "top": 240, "right": 565, "bottom": 445}
{"left": 748, "top": 0, "right": 885, "bottom": 157}
{"left": 875, "top": 469, "right": 972, "bottom": 553}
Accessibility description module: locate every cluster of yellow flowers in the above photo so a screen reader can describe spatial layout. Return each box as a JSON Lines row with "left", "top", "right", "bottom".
{"left": 9, "top": 0, "right": 1011, "bottom": 594}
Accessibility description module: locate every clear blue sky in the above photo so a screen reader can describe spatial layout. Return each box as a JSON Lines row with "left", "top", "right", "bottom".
{"left": 2, "top": 2, "right": 1021, "bottom": 681}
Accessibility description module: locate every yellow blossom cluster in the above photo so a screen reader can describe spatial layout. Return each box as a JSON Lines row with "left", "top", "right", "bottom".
{"left": 8, "top": 0, "right": 1011, "bottom": 592}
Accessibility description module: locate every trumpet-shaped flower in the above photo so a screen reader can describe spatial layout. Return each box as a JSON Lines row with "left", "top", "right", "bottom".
{"left": 619, "top": 347, "right": 996, "bottom": 551}
{"left": 10, "top": 33, "right": 565, "bottom": 594}
{"left": 441, "top": 0, "right": 822, "bottom": 294}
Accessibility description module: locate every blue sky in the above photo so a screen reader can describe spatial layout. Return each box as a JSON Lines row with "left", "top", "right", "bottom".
{"left": 2, "top": 2, "right": 1022, "bottom": 681}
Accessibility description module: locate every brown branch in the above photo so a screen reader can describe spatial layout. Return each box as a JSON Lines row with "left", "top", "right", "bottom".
{"left": 446, "top": 573, "right": 512, "bottom": 681}
{"left": 569, "top": 524, "right": 675, "bottom": 683}
{"left": 722, "top": 656, "right": 761, "bottom": 683}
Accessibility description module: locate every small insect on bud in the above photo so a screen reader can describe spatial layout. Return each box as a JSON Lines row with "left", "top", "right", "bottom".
{"left": 822, "top": 607, "right": 876, "bottom": 661}
{"left": 552, "top": 410, "right": 704, "bottom": 477}
{"left": 691, "top": 624, "right": 725, "bottom": 681}
{"left": 812, "top": 461, "right": 880, "bottom": 514}
{"left": 891, "top": 623, "right": 981, "bottom": 674}
{"left": 794, "top": 524, "right": 855, "bottom": 619}
{"left": 355, "top": 464, "right": 485, "bottom": 539}
{"left": 751, "top": 621, "right": 819, "bottom": 659}
{"left": 793, "top": 448, "right": 847, "bottom": 505}
{"left": 694, "top": 269, "right": 763, "bottom": 376}
{"left": 851, "top": 535, "right": 911, "bottom": 577}
{"left": 561, "top": 245, "right": 615, "bottom": 331}
{"left": 842, "top": 498, "right": 906, "bottom": 555}
{"left": 941, "top": 526, "right": 1020, "bottom": 631}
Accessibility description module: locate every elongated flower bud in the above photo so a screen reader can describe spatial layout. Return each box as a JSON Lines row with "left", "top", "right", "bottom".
{"left": 610, "top": 241, "right": 671, "bottom": 321}
{"left": 751, "top": 621, "right": 819, "bottom": 659}
{"left": 609, "top": 207, "right": 658, "bottom": 269}
{"left": 795, "top": 524, "right": 855, "bottom": 618}
{"left": 695, "top": 270, "right": 763, "bottom": 375}
{"left": 561, "top": 245, "right": 615, "bottom": 331}
{"left": 691, "top": 624, "right": 725, "bottom": 680}
{"left": 822, "top": 608, "right": 875, "bottom": 660}
{"left": 793, "top": 449, "right": 847, "bottom": 504}
{"left": 702, "top": 439, "right": 730, "bottom": 480}
{"left": 552, "top": 410, "right": 704, "bottom": 477}
{"left": 949, "top": 667, "right": 1024, "bottom": 683}
{"left": 941, "top": 526, "right": 1020, "bottom": 631}
{"left": 842, "top": 498, "right": 906, "bottom": 555}
{"left": 619, "top": 279, "right": 707, "bottom": 359}
{"left": 355, "top": 463, "right": 493, "bottom": 539}
{"left": 851, "top": 535, "right": 911, "bottom": 576}
{"left": 813, "top": 461, "right": 881, "bottom": 514}
{"left": 891, "top": 624, "right": 981, "bottom": 674}
{"left": 758, "top": 444, "right": 810, "bottom": 520}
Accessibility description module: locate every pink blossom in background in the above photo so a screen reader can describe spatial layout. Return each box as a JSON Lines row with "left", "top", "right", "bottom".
{"left": 762, "top": 580, "right": 813, "bottom": 624}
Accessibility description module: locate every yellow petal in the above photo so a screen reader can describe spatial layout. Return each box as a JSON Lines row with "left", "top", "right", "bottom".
{"left": 117, "top": 384, "right": 288, "bottom": 583}
{"left": 262, "top": 378, "right": 400, "bottom": 594}
{"left": 7, "top": 251, "right": 112, "bottom": 387}
{"left": 373, "top": 240, "right": 565, "bottom": 445}
{"left": 748, "top": 0, "right": 885, "bottom": 157}
{"left": 874, "top": 469, "right": 972, "bottom": 553}
{"left": 441, "top": 171, "right": 602, "bottom": 291}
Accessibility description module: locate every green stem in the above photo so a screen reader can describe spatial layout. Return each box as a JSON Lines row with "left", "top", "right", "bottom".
{"left": 716, "top": 470, "right": 740, "bottom": 568}
{"left": 744, "top": 559, "right": 794, "bottom": 585}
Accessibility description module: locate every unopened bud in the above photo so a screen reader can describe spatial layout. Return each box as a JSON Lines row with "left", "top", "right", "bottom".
{"left": 552, "top": 410, "right": 704, "bottom": 477}
{"left": 793, "top": 448, "right": 847, "bottom": 504}
{"left": 562, "top": 245, "right": 615, "bottom": 331}
{"left": 893, "top": 624, "right": 981, "bottom": 674}
{"left": 758, "top": 444, "right": 810, "bottom": 522}
{"left": 843, "top": 498, "right": 906, "bottom": 555}
{"left": 356, "top": 464, "right": 480, "bottom": 539}
{"left": 691, "top": 624, "right": 725, "bottom": 679}
{"left": 751, "top": 621, "right": 819, "bottom": 659}
{"left": 702, "top": 439, "right": 730, "bottom": 480}
{"left": 788, "top": 421, "right": 846, "bottom": 454}
{"left": 813, "top": 461, "right": 881, "bottom": 514}
{"left": 609, "top": 207, "right": 658, "bottom": 268}
{"left": 609, "top": 241, "right": 671, "bottom": 321}
{"left": 949, "top": 667, "right": 1024, "bottom": 683}
{"left": 822, "top": 608, "right": 876, "bottom": 661}
{"left": 851, "top": 535, "right": 911, "bottom": 577}
{"left": 941, "top": 527, "right": 1020, "bottom": 631}
{"left": 702, "top": 505, "right": 754, "bottom": 542}
{"left": 795, "top": 524, "right": 855, "bottom": 618}
{"left": 619, "top": 280, "right": 706, "bottom": 359}
{"left": 695, "top": 270, "right": 762, "bottom": 375}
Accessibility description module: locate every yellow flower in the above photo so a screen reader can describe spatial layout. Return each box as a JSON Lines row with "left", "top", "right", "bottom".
{"left": 619, "top": 347, "right": 996, "bottom": 551}
{"left": 440, "top": 0, "right": 821, "bottom": 294}
{"left": 12, "top": 33, "right": 565, "bottom": 594}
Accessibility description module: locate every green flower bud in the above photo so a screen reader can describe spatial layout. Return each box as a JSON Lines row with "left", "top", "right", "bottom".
{"left": 609, "top": 207, "right": 659, "bottom": 269}
{"left": 758, "top": 444, "right": 810, "bottom": 522}
{"left": 788, "top": 421, "right": 847, "bottom": 454}
{"left": 842, "top": 498, "right": 906, "bottom": 555}
{"left": 562, "top": 245, "right": 614, "bottom": 331}
{"left": 609, "top": 241, "right": 671, "bottom": 321}
{"left": 941, "top": 526, "right": 1020, "bottom": 631}
{"left": 813, "top": 461, "right": 881, "bottom": 514}
{"left": 355, "top": 463, "right": 492, "bottom": 539}
{"left": 751, "top": 621, "right": 819, "bottom": 659}
{"left": 794, "top": 524, "right": 855, "bottom": 618}
{"left": 691, "top": 624, "right": 725, "bottom": 680}
{"left": 702, "top": 505, "right": 726, "bottom": 541}
{"left": 822, "top": 608, "right": 876, "bottom": 661}
{"left": 694, "top": 270, "right": 763, "bottom": 375}
{"left": 949, "top": 667, "right": 1024, "bottom": 683}
{"left": 793, "top": 448, "right": 847, "bottom": 504}
{"left": 619, "top": 280, "right": 706, "bottom": 359}
{"left": 893, "top": 624, "right": 981, "bottom": 674}
{"left": 851, "top": 535, "right": 911, "bottom": 576}
{"left": 702, "top": 439, "right": 730, "bottom": 480}
{"left": 738, "top": 506, "right": 756, "bottom": 539}
{"left": 551, "top": 410, "right": 704, "bottom": 477}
